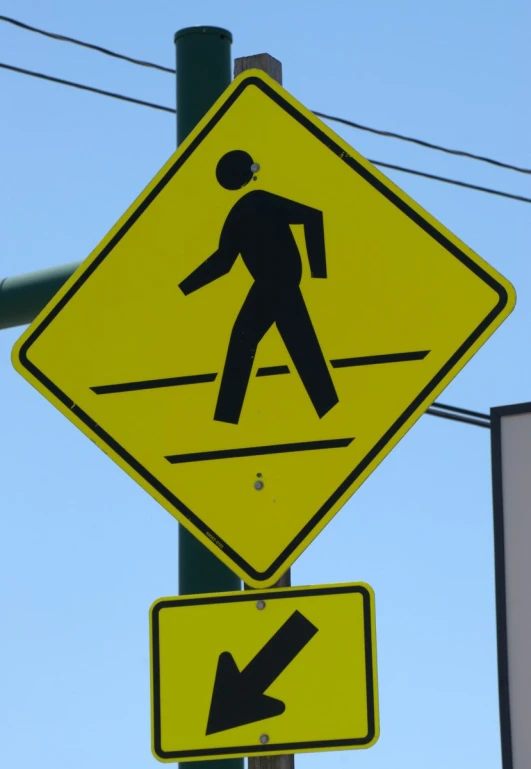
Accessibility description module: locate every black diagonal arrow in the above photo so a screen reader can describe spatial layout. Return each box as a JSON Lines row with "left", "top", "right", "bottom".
{"left": 206, "top": 610, "right": 318, "bottom": 735}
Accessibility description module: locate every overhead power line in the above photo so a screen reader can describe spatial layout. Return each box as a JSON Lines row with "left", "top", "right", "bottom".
{"left": 1, "top": 61, "right": 530, "bottom": 206}
{"left": 314, "top": 112, "right": 531, "bottom": 176}
{"left": 1, "top": 13, "right": 529, "bottom": 177}
{"left": 365, "top": 160, "right": 531, "bottom": 205}
{"left": 0, "top": 62, "right": 175, "bottom": 113}
{"left": 0, "top": 13, "right": 174, "bottom": 73}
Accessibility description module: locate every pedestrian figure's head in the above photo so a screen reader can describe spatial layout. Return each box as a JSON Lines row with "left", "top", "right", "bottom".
{"left": 216, "top": 150, "right": 258, "bottom": 190}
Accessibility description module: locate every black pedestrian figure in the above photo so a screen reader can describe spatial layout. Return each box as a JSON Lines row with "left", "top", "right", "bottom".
{"left": 179, "top": 150, "right": 339, "bottom": 425}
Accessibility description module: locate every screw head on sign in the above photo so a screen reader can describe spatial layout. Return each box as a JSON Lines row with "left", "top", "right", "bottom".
{"left": 256, "top": 600, "right": 266, "bottom": 610}
{"left": 254, "top": 480, "right": 264, "bottom": 490}
{"left": 260, "top": 734, "right": 269, "bottom": 744}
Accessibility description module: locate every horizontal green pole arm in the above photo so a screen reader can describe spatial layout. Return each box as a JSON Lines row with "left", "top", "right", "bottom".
{"left": 0, "top": 261, "right": 80, "bottom": 330}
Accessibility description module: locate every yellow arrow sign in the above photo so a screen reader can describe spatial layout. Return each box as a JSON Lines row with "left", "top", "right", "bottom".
{"left": 12, "top": 70, "right": 515, "bottom": 586}
{"left": 150, "top": 583, "right": 378, "bottom": 762}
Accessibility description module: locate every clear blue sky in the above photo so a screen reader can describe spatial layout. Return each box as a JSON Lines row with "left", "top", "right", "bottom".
{"left": 0, "top": 1, "right": 529, "bottom": 767}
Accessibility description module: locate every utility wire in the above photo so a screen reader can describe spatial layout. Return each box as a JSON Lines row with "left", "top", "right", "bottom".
{"left": 314, "top": 111, "right": 531, "bottom": 176}
{"left": 2, "top": 61, "right": 530, "bottom": 206}
{"left": 2, "top": 13, "right": 529, "bottom": 177}
{"left": 0, "top": 62, "right": 175, "bottom": 113}
{"left": 366, "top": 160, "right": 531, "bottom": 205}
{"left": 0, "top": 14, "right": 174, "bottom": 73}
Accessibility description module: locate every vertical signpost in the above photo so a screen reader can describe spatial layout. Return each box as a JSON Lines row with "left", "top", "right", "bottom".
{"left": 175, "top": 26, "right": 242, "bottom": 769}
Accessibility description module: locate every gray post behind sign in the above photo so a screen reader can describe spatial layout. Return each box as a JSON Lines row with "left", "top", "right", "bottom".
{"left": 235, "top": 48, "right": 295, "bottom": 769}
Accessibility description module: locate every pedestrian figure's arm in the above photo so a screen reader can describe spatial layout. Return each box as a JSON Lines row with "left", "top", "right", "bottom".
{"left": 179, "top": 236, "right": 239, "bottom": 296}
{"left": 302, "top": 207, "right": 327, "bottom": 278}
{"left": 279, "top": 196, "right": 327, "bottom": 278}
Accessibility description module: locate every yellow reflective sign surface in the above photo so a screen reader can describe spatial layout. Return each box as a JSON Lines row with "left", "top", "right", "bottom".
{"left": 12, "top": 70, "right": 515, "bottom": 587}
{"left": 150, "top": 583, "right": 378, "bottom": 762}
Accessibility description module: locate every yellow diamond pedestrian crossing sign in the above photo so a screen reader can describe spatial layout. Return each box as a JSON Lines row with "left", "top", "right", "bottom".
{"left": 12, "top": 69, "right": 515, "bottom": 586}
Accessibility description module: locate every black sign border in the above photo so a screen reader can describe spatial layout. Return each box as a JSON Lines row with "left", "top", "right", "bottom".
{"left": 18, "top": 75, "right": 509, "bottom": 583}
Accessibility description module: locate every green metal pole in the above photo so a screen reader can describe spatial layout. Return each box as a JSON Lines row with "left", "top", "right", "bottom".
{"left": 0, "top": 262, "right": 79, "bottom": 329}
{"left": 174, "top": 25, "right": 243, "bottom": 769}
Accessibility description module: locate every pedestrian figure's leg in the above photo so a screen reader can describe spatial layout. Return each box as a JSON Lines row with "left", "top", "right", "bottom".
{"left": 215, "top": 285, "right": 275, "bottom": 424}
{"left": 275, "top": 288, "right": 338, "bottom": 418}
